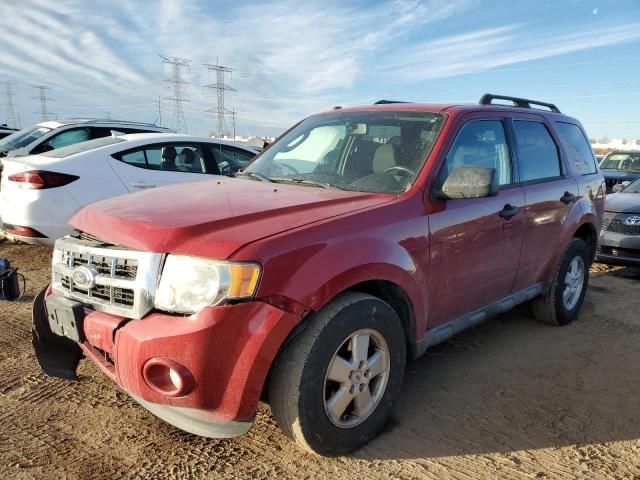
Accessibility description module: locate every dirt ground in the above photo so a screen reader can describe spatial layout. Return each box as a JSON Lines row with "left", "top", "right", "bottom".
{"left": 0, "top": 242, "right": 638, "bottom": 480}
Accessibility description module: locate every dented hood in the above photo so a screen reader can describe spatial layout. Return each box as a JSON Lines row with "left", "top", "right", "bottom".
{"left": 71, "top": 177, "right": 392, "bottom": 258}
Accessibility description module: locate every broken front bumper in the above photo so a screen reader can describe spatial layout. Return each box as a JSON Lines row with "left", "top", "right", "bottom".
{"left": 32, "top": 285, "right": 299, "bottom": 438}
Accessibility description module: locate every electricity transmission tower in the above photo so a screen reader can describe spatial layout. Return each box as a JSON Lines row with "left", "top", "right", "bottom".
{"left": 0, "top": 81, "right": 18, "bottom": 127}
{"left": 160, "top": 55, "right": 191, "bottom": 133}
{"left": 203, "top": 62, "right": 235, "bottom": 138}
{"left": 31, "top": 85, "right": 55, "bottom": 121}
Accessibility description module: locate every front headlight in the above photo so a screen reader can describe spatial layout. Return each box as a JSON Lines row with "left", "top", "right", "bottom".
{"left": 155, "top": 255, "right": 261, "bottom": 314}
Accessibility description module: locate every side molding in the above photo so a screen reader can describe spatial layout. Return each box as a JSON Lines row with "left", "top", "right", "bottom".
{"left": 415, "top": 282, "right": 551, "bottom": 357}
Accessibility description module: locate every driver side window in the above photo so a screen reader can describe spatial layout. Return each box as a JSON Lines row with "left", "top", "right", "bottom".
{"left": 44, "top": 128, "right": 90, "bottom": 150}
{"left": 441, "top": 120, "right": 512, "bottom": 186}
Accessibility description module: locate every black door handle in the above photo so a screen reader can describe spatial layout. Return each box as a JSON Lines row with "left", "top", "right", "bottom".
{"left": 561, "top": 192, "right": 577, "bottom": 204}
{"left": 499, "top": 204, "right": 520, "bottom": 219}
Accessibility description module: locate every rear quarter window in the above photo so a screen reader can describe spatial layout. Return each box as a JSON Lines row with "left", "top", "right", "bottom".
{"left": 554, "top": 122, "right": 597, "bottom": 175}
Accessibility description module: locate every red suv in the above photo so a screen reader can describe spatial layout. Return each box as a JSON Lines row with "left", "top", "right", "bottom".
{"left": 33, "top": 94, "right": 604, "bottom": 456}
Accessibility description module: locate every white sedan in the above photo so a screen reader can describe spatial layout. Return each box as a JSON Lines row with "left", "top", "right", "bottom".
{"left": 0, "top": 133, "right": 259, "bottom": 244}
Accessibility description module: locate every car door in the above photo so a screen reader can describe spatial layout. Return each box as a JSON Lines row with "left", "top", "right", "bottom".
{"left": 428, "top": 116, "right": 526, "bottom": 324}
{"left": 508, "top": 116, "right": 580, "bottom": 291}
{"left": 553, "top": 120, "right": 605, "bottom": 222}
{"left": 108, "top": 142, "right": 215, "bottom": 192}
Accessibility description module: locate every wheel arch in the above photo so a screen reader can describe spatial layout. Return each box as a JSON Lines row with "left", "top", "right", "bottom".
{"left": 572, "top": 221, "right": 598, "bottom": 264}
{"left": 262, "top": 278, "right": 418, "bottom": 403}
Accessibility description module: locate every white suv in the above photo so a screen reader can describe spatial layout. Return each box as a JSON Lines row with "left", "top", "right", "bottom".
{"left": 0, "top": 118, "right": 170, "bottom": 158}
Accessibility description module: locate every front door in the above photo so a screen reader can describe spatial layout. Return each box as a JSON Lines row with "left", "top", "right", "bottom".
{"left": 428, "top": 117, "right": 526, "bottom": 325}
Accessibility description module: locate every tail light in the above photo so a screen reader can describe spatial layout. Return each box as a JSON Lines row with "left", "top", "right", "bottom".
{"left": 2, "top": 223, "right": 47, "bottom": 238}
{"left": 7, "top": 170, "right": 79, "bottom": 189}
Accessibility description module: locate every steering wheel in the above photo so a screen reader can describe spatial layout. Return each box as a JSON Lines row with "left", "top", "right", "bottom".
{"left": 384, "top": 165, "right": 415, "bottom": 177}
{"left": 277, "top": 162, "right": 299, "bottom": 175}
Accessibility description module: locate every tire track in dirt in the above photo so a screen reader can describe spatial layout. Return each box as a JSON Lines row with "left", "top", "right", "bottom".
{"left": 1, "top": 242, "right": 639, "bottom": 479}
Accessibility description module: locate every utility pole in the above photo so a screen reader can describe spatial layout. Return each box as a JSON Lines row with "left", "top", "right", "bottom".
{"left": 153, "top": 95, "right": 162, "bottom": 126}
{"left": 203, "top": 61, "right": 235, "bottom": 138}
{"left": 31, "top": 85, "right": 55, "bottom": 121}
{"left": 160, "top": 55, "right": 191, "bottom": 133}
{"left": 230, "top": 108, "right": 236, "bottom": 141}
{"left": 0, "top": 81, "right": 18, "bottom": 127}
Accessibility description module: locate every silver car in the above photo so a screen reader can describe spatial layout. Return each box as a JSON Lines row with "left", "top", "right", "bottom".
{"left": 597, "top": 177, "right": 640, "bottom": 266}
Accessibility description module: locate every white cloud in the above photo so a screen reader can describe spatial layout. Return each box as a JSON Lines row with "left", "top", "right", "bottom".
{"left": 374, "top": 22, "right": 640, "bottom": 82}
{"left": 0, "top": 0, "right": 638, "bottom": 135}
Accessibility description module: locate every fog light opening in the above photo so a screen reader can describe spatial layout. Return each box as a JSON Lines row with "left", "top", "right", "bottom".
{"left": 142, "top": 358, "right": 195, "bottom": 397}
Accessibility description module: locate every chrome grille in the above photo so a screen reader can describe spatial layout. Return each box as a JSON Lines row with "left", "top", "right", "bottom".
{"left": 606, "top": 220, "right": 640, "bottom": 236}
{"left": 52, "top": 236, "right": 163, "bottom": 319}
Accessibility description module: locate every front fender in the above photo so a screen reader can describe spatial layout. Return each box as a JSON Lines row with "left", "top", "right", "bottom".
{"left": 246, "top": 234, "right": 429, "bottom": 339}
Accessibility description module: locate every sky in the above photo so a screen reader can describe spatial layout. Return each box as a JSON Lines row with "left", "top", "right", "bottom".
{"left": 0, "top": 0, "right": 639, "bottom": 140}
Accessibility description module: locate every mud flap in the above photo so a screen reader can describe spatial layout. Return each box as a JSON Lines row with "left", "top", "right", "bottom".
{"left": 31, "top": 285, "right": 84, "bottom": 380}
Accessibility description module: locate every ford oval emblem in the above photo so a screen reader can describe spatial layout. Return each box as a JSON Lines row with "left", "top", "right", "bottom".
{"left": 625, "top": 216, "right": 640, "bottom": 226}
{"left": 71, "top": 266, "right": 97, "bottom": 289}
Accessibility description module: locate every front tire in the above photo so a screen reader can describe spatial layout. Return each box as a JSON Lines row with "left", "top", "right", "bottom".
{"left": 532, "top": 238, "right": 590, "bottom": 326}
{"left": 268, "top": 292, "right": 406, "bottom": 456}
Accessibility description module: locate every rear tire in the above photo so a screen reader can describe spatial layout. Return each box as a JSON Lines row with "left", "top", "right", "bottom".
{"left": 532, "top": 238, "right": 590, "bottom": 326}
{"left": 268, "top": 292, "right": 406, "bottom": 456}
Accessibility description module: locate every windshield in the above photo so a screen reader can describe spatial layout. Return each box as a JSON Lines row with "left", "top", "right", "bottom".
{"left": 243, "top": 111, "right": 445, "bottom": 194}
{"left": 0, "top": 125, "right": 52, "bottom": 151}
{"left": 600, "top": 153, "right": 640, "bottom": 172}
{"left": 43, "top": 136, "right": 125, "bottom": 158}
{"left": 623, "top": 177, "right": 640, "bottom": 193}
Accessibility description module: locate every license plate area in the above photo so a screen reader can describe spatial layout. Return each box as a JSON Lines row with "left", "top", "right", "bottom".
{"left": 45, "top": 295, "right": 85, "bottom": 342}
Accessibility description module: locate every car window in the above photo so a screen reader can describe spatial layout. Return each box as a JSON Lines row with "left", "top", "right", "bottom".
{"left": 441, "top": 120, "right": 512, "bottom": 186}
{"left": 601, "top": 153, "right": 640, "bottom": 172}
{"left": 513, "top": 121, "right": 561, "bottom": 182}
{"left": 43, "top": 136, "right": 125, "bottom": 158}
{"left": 0, "top": 126, "right": 51, "bottom": 150}
{"left": 244, "top": 111, "right": 445, "bottom": 194}
{"left": 554, "top": 122, "right": 597, "bottom": 175}
{"left": 45, "top": 128, "right": 90, "bottom": 150}
{"left": 120, "top": 148, "right": 147, "bottom": 169}
{"left": 210, "top": 145, "right": 256, "bottom": 175}
{"left": 119, "top": 144, "right": 207, "bottom": 173}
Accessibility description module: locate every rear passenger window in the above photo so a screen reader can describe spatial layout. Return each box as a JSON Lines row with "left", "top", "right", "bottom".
{"left": 119, "top": 144, "right": 207, "bottom": 173}
{"left": 554, "top": 122, "right": 597, "bottom": 175}
{"left": 441, "top": 120, "right": 512, "bottom": 185}
{"left": 120, "top": 149, "right": 146, "bottom": 168}
{"left": 513, "top": 121, "right": 561, "bottom": 182}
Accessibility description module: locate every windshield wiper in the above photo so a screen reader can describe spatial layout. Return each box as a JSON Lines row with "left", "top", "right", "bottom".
{"left": 235, "top": 170, "right": 273, "bottom": 182}
{"left": 269, "top": 177, "right": 336, "bottom": 189}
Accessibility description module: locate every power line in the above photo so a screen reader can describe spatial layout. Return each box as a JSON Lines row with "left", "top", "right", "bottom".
{"left": 0, "top": 80, "right": 18, "bottom": 128}
{"left": 203, "top": 61, "right": 235, "bottom": 138}
{"left": 31, "top": 85, "right": 55, "bottom": 121}
{"left": 160, "top": 55, "right": 191, "bottom": 133}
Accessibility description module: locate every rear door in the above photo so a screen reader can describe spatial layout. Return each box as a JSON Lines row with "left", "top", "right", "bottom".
{"left": 553, "top": 121, "right": 605, "bottom": 227}
{"left": 108, "top": 142, "right": 216, "bottom": 192}
{"left": 509, "top": 115, "right": 580, "bottom": 291}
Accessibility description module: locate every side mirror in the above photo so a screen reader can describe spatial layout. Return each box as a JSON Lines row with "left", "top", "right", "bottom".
{"left": 612, "top": 181, "right": 631, "bottom": 193}
{"left": 438, "top": 166, "right": 499, "bottom": 199}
